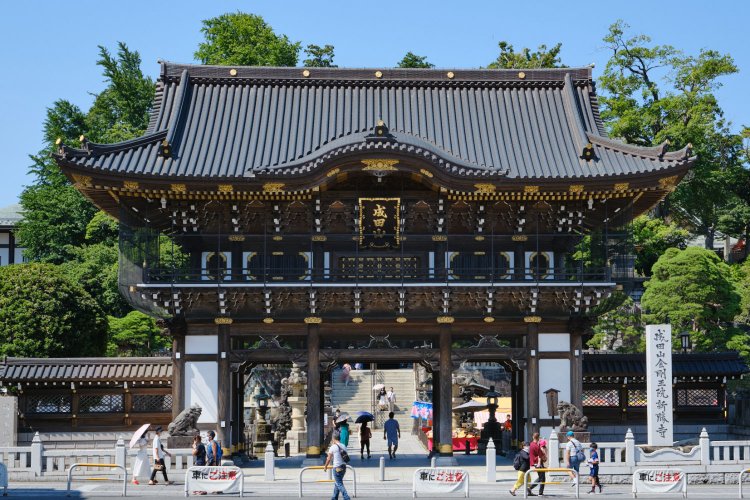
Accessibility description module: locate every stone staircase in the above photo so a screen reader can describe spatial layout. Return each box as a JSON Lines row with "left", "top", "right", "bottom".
{"left": 331, "top": 368, "right": 423, "bottom": 456}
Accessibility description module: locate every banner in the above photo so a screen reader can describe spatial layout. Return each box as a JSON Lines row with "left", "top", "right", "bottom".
{"left": 413, "top": 468, "right": 468, "bottom": 497}
{"left": 359, "top": 198, "right": 400, "bottom": 249}
{"left": 185, "top": 466, "right": 243, "bottom": 495}
{"left": 632, "top": 469, "right": 685, "bottom": 496}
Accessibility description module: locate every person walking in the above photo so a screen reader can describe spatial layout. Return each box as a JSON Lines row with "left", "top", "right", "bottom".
{"left": 528, "top": 433, "right": 546, "bottom": 496}
{"left": 564, "top": 430, "right": 584, "bottom": 486}
{"left": 509, "top": 441, "right": 534, "bottom": 496}
{"left": 191, "top": 434, "right": 207, "bottom": 495}
{"left": 587, "top": 442, "right": 603, "bottom": 494}
{"left": 149, "top": 426, "right": 172, "bottom": 485}
{"left": 383, "top": 411, "right": 401, "bottom": 459}
{"left": 359, "top": 422, "right": 372, "bottom": 459}
{"left": 131, "top": 430, "right": 151, "bottom": 485}
{"left": 323, "top": 430, "right": 351, "bottom": 500}
{"left": 386, "top": 387, "right": 396, "bottom": 412}
{"left": 341, "top": 363, "right": 353, "bottom": 386}
{"left": 378, "top": 388, "right": 388, "bottom": 411}
{"left": 337, "top": 421, "right": 350, "bottom": 447}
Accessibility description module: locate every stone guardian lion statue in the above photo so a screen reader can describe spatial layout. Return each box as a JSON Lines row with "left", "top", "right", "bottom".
{"left": 557, "top": 400, "right": 589, "bottom": 431}
{"left": 168, "top": 404, "right": 202, "bottom": 436}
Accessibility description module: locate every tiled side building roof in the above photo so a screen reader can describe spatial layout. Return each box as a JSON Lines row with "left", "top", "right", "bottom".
{"left": 54, "top": 64, "right": 693, "bottom": 183}
{"left": 0, "top": 203, "right": 23, "bottom": 228}
{"left": 0, "top": 357, "right": 172, "bottom": 384}
{"left": 583, "top": 352, "right": 748, "bottom": 379}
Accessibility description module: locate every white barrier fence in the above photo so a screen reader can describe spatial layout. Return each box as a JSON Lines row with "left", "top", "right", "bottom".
{"left": 66, "top": 463, "right": 128, "bottom": 497}
{"left": 0, "top": 432, "right": 197, "bottom": 479}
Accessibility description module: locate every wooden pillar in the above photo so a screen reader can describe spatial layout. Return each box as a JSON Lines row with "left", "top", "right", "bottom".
{"left": 306, "top": 325, "right": 322, "bottom": 457}
{"left": 431, "top": 370, "right": 440, "bottom": 454}
{"left": 231, "top": 371, "right": 242, "bottom": 450}
{"left": 217, "top": 323, "right": 231, "bottom": 451}
{"left": 438, "top": 326, "right": 453, "bottom": 456}
{"left": 230, "top": 238, "right": 244, "bottom": 280}
{"left": 172, "top": 333, "right": 186, "bottom": 420}
{"left": 515, "top": 369, "right": 525, "bottom": 444}
{"left": 571, "top": 330, "right": 583, "bottom": 409}
{"left": 527, "top": 322, "right": 539, "bottom": 438}
{"left": 514, "top": 241, "right": 526, "bottom": 280}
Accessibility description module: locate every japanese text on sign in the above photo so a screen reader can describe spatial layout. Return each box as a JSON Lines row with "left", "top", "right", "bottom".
{"left": 358, "top": 198, "right": 400, "bottom": 249}
{"left": 632, "top": 468, "right": 686, "bottom": 496}
{"left": 184, "top": 466, "right": 243, "bottom": 496}
{"left": 413, "top": 467, "right": 469, "bottom": 497}
{"left": 645, "top": 324, "right": 674, "bottom": 446}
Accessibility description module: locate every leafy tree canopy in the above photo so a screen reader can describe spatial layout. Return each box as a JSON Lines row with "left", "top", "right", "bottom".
{"left": 600, "top": 20, "right": 747, "bottom": 249}
{"left": 587, "top": 295, "right": 644, "bottom": 352}
{"left": 61, "top": 242, "right": 129, "bottom": 318}
{"left": 631, "top": 215, "right": 689, "bottom": 276}
{"left": 487, "top": 41, "right": 563, "bottom": 69}
{"left": 107, "top": 311, "right": 170, "bottom": 357}
{"left": 303, "top": 44, "right": 336, "bottom": 67}
{"left": 641, "top": 247, "right": 742, "bottom": 352}
{"left": 195, "top": 12, "right": 300, "bottom": 66}
{"left": 397, "top": 52, "right": 434, "bottom": 68}
{"left": 0, "top": 264, "right": 108, "bottom": 357}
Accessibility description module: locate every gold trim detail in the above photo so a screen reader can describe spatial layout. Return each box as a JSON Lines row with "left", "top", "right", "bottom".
{"left": 518, "top": 72, "right": 526, "bottom": 79}
{"left": 72, "top": 174, "right": 92, "bottom": 188}
{"left": 614, "top": 182, "right": 629, "bottom": 192}
{"left": 447, "top": 71, "right": 455, "bottom": 79}
{"left": 311, "top": 235, "right": 327, "bottom": 242}
{"left": 439, "top": 443, "right": 454, "bottom": 454}
{"left": 432, "top": 235, "right": 448, "bottom": 242}
{"left": 352, "top": 317, "right": 363, "bottom": 324}
{"left": 419, "top": 169, "right": 434, "bottom": 178}
{"left": 302, "top": 69, "right": 311, "bottom": 77}
{"left": 524, "top": 185, "right": 539, "bottom": 193}
{"left": 524, "top": 316, "right": 542, "bottom": 323}
{"left": 362, "top": 159, "right": 399, "bottom": 171}
{"left": 484, "top": 316, "right": 495, "bottom": 323}
{"left": 273, "top": 236, "right": 283, "bottom": 241}
{"left": 511, "top": 235, "right": 528, "bottom": 242}
{"left": 170, "top": 183, "right": 187, "bottom": 193}
{"left": 474, "top": 183, "right": 496, "bottom": 194}
{"left": 358, "top": 197, "right": 401, "bottom": 248}
{"left": 437, "top": 316, "right": 455, "bottom": 324}
{"left": 569, "top": 185, "right": 584, "bottom": 193}
{"left": 304, "top": 316, "right": 322, "bottom": 324}
{"left": 228, "top": 235, "right": 245, "bottom": 242}
{"left": 214, "top": 317, "right": 233, "bottom": 325}
{"left": 229, "top": 69, "right": 238, "bottom": 76}
{"left": 375, "top": 71, "right": 383, "bottom": 78}
{"left": 326, "top": 168, "right": 340, "bottom": 178}
{"left": 123, "top": 181, "right": 139, "bottom": 190}
{"left": 659, "top": 175, "right": 679, "bottom": 191}
{"left": 307, "top": 446, "right": 321, "bottom": 456}
{"left": 396, "top": 316, "right": 407, "bottom": 323}
{"left": 218, "top": 184, "right": 233, "bottom": 193}
{"left": 263, "top": 317, "right": 274, "bottom": 324}
{"left": 474, "top": 235, "right": 485, "bottom": 241}
{"left": 263, "top": 182, "right": 286, "bottom": 193}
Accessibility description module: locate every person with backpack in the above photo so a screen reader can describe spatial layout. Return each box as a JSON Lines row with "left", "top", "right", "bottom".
{"left": 509, "top": 441, "right": 535, "bottom": 496}
{"left": 206, "top": 430, "right": 223, "bottom": 466}
{"left": 587, "top": 442, "right": 603, "bottom": 494}
{"left": 564, "top": 430, "right": 585, "bottom": 486}
{"left": 359, "top": 422, "right": 372, "bottom": 459}
{"left": 528, "top": 433, "right": 546, "bottom": 496}
{"left": 323, "top": 429, "right": 351, "bottom": 500}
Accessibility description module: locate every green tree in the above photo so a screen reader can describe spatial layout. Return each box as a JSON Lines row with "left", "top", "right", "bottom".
{"left": 600, "top": 20, "right": 747, "bottom": 249}
{"left": 588, "top": 295, "right": 644, "bottom": 352}
{"left": 303, "top": 44, "right": 336, "bottom": 67}
{"left": 61, "top": 242, "right": 129, "bottom": 318}
{"left": 0, "top": 264, "right": 108, "bottom": 357}
{"left": 397, "top": 52, "right": 434, "bottom": 68}
{"left": 85, "top": 210, "right": 119, "bottom": 246}
{"left": 107, "top": 311, "right": 170, "bottom": 356}
{"left": 487, "top": 41, "right": 563, "bottom": 69}
{"left": 195, "top": 12, "right": 300, "bottom": 66}
{"left": 631, "top": 215, "right": 689, "bottom": 276}
{"left": 641, "top": 247, "right": 742, "bottom": 352}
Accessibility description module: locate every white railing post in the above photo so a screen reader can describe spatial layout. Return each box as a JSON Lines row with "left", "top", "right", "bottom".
{"left": 548, "top": 431, "right": 560, "bottom": 468}
{"left": 115, "top": 438, "right": 126, "bottom": 469}
{"left": 699, "top": 427, "right": 710, "bottom": 465}
{"left": 264, "top": 441, "right": 275, "bottom": 481}
{"left": 486, "top": 438, "right": 496, "bottom": 483}
{"left": 30, "top": 432, "right": 43, "bottom": 477}
{"left": 625, "top": 428, "right": 635, "bottom": 467}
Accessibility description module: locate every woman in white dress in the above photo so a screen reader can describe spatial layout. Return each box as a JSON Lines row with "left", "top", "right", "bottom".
{"left": 131, "top": 431, "right": 151, "bottom": 485}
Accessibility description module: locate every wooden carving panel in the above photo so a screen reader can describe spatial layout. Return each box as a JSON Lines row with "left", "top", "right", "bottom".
{"left": 447, "top": 201, "right": 474, "bottom": 234}
{"left": 281, "top": 200, "right": 312, "bottom": 233}
{"left": 318, "top": 290, "right": 354, "bottom": 314}
{"left": 360, "top": 290, "right": 398, "bottom": 314}
{"left": 323, "top": 200, "right": 354, "bottom": 233}
{"left": 405, "top": 200, "right": 435, "bottom": 234}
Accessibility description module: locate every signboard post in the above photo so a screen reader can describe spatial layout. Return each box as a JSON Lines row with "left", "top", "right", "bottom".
{"left": 632, "top": 468, "right": 686, "bottom": 498}
{"left": 645, "top": 324, "right": 673, "bottom": 446}
{"left": 412, "top": 468, "right": 469, "bottom": 498}
{"left": 184, "top": 466, "right": 244, "bottom": 497}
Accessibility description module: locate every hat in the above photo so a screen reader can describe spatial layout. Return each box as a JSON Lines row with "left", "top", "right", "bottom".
{"left": 208, "top": 430, "right": 215, "bottom": 438}
{"left": 155, "top": 426, "right": 163, "bottom": 432}
{"left": 539, "top": 439, "right": 547, "bottom": 447}
{"left": 566, "top": 431, "right": 574, "bottom": 437}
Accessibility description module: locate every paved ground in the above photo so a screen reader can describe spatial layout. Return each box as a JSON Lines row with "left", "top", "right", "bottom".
{"left": 3, "top": 452, "right": 747, "bottom": 498}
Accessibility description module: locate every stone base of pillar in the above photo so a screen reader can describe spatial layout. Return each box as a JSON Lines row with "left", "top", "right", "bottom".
{"left": 285, "top": 430, "right": 308, "bottom": 455}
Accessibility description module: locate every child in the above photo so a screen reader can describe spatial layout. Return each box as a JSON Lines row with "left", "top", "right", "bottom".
{"left": 587, "top": 442, "right": 603, "bottom": 494}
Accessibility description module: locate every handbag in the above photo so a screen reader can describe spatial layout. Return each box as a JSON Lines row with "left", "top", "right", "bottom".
{"left": 153, "top": 462, "right": 165, "bottom": 471}
{"left": 337, "top": 444, "right": 351, "bottom": 463}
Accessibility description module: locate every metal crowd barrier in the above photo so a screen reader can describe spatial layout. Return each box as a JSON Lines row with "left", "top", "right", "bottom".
{"left": 298, "top": 465, "right": 357, "bottom": 498}
{"left": 740, "top": 468, "right": 750, "bottom": 499}
{"left": 66, "top": 463, "right": 127, "bottom": 497}
{"left": 523, "top": 468, "right": 579, "bottom": 498}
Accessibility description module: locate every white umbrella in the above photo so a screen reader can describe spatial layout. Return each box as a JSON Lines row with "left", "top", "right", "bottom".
{"left": 336, "top": 413, "right": 351, "bottom": 423}
{"left": 452, "top": 401, "right": 488, "bottom": 412}
{"left": 372, "top": 384, "right": 385, "bottom": 391}
{"left": 129, "top": 423, "right": 151, "bottom": 449}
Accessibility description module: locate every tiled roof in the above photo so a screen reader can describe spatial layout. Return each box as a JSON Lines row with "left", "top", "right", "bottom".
{"left": 0, "top": 357, "right": 172, "bottom": 383}
{"left": 55, "top": 63, "right": 692, "bottom": 181}
{"left": 583, "top": 352, "right": 749, "bottom": 378}
{"left": 0, "top": 203, "right": 22, "bottom": 227}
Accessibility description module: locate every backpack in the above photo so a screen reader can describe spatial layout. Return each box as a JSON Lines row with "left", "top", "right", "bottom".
{"left": 337, "top": 443, "right": 350, "bottom": 463}
{"left": 513, "top": 451, "right": 523, "bottom": 470}
{"left": 571, "top": 440, "right": 585, "bottom": 462}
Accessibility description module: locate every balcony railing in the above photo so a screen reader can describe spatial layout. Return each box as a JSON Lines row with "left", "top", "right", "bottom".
{"left": 142, "top": 266, "right": 619, "bottom": 285}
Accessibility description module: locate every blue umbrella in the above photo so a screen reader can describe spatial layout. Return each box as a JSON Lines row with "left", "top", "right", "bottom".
{"left": 355, "top": 411, "right": 374, "bottom": 423}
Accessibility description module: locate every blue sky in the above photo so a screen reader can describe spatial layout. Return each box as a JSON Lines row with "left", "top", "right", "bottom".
{"left": 1, "top": 0, "right": 747, "bottom": 203}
